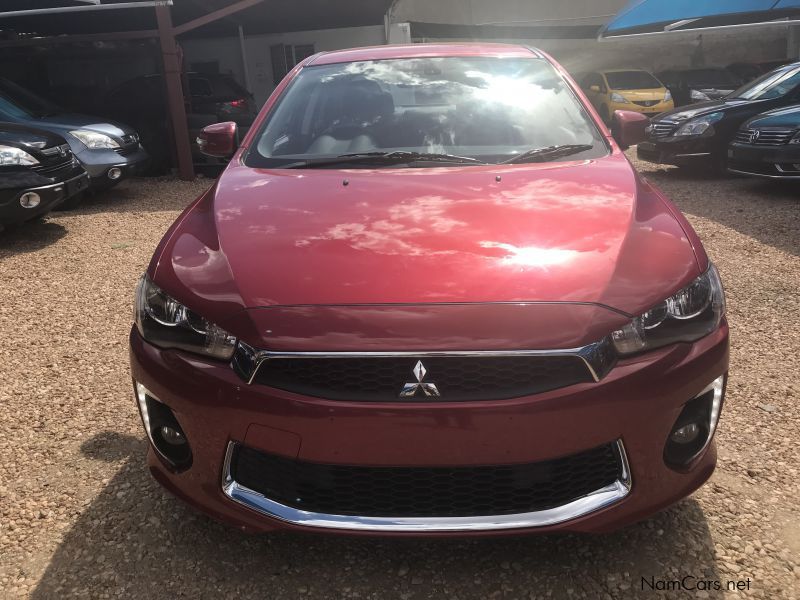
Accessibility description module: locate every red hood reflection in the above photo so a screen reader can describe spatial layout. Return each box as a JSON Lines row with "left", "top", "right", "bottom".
{"left": 154, "top": 152, "right": 701, "bottom": 324}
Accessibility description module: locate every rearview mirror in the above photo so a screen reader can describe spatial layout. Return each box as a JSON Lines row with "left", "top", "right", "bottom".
{"left": 589, "top": 85, "right": 601, "bottom": 93}
{"left": 197, "top": 121, "right": 238, "bottom": 158}
{"left": 611, "top": 110, "right": 649, "bottom": 150}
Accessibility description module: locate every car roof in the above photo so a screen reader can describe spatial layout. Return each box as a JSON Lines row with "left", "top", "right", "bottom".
{"left": 308, "top": 43, "right": 543, "bottom": 66}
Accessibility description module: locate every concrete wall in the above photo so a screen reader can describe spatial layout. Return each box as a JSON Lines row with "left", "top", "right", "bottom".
{"left": 182, "top": 25, "right": 386, "bottom": 105}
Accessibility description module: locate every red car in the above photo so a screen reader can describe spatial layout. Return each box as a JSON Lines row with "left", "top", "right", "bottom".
{"left": 130, "top": 44, "right": 729, "bottom": 536}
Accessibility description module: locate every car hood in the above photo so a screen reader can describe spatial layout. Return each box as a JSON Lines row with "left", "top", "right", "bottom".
{"left": 34, "top": 113, "right": 133, "bottom": 139}
{"left": 0, "top": 122, "right": 66, "bottom": 149}
{"left": 656, "top": 98, "right": 752, "bottom": 121}
{"left": 152, "top": 152, "right": 703, "bottom": 335}
{"left": 745, "top": 104, "right": 800, "bottom": 128}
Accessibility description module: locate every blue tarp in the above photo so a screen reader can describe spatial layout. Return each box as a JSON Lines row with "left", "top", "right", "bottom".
{"left": 601, "top": 0, "right": 800, "bottom": 37}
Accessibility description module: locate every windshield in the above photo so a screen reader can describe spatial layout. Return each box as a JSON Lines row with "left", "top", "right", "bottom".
{"left": 246, "top": 56, "right": 605, "bottom": 168}
{"left": 683, "top": 69, "right": 738, "bottom": 88}
{"left": 0, "top": 79, "right": 61, "bottom": 117}
{"left": 0, "top": 94, "right": 34, "bottom": 120}
{"left": 729, "top": 65, "right": 800, "bottom": 100}
{"left": 605, "top": 71, "right": 662, "bottom": 90}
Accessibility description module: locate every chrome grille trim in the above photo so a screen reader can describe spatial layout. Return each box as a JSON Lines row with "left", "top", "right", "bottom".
{"left": 220, "top": 440, "right": 632, "bottom": 532}
{"left": 734, "top": 128, "right": 796, "bottom": 146}
{"left": 648, "top": 120, "right": 677, "bottom": 138}
{"left": 231, "top": 337, "right": 617, "bottom": 387}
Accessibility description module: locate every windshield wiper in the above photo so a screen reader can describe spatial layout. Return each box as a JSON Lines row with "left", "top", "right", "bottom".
{"left": 502, "top": 144, "right": 594, "bottom": 164}
{"left": 281, "top": 151, "right": 487, "bottom": 169}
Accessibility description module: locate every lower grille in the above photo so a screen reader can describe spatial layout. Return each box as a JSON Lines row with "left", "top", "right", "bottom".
{"left": 252, "top": 355, "right": 594, "bottom": 402}
{"left": 231, "top": 442, "right": 624, "bottom": 518}
{"left": 734, "top": 128, "right": 796, "bottom": 146}
{"left": 115, "top": 144, "right": 139, "bottom": 157}
{"left": 32, "top": 157, "right": 76, "bottom": 178}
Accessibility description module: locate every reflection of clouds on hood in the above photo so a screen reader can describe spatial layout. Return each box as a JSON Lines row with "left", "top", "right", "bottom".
{"left": 297, "top": 194, "right": 466, "bottom": 256}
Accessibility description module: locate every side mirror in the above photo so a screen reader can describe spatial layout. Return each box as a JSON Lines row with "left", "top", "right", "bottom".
{"left": 197, "top": 121, "right": 238, "bottom": 158}
{"left": 611, "top": 110, "right": 649, "bottom": 150}
{"left": 589, "top": 85, "right": 601, "bottom": 93}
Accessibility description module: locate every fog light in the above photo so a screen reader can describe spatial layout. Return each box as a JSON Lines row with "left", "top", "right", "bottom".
{"left": 19, "top": 192, "right": 41, "bottom": 208}
{"left": 159, "top": 425, "right": 186, "bottom": 446}
{"left": 134, "top": 382, "right": 192, "bottom": 470}
{"left": 670, "top": 422, "right": 700, "bottom": 444}
{"left": 664, "top": 375, "right": 726, "bottom": 468}
{"left": 108, "top": 167, "right": 123, "bottom": 180}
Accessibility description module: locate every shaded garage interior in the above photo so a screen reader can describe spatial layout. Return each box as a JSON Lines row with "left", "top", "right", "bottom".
{"left": 0, "top": 0, "right": 394, "bottom": 179}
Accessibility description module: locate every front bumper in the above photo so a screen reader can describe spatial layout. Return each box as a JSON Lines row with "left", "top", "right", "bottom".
{"left": 129, "top": 323, "right": 729, "bottom": 536}
{"left": 0, "top": 170, "right": 88, "bottom": 227}
{"left": 727, "top": 142, "right": 800, "bottom": 179}
{"left": 75, "top": 145, "right": 150, "bottom": 188}
{"left": 609, "top": 100, "right": 672, "bottom": 118}
{"left": 637, "top": 137, "right": 719, "bottom": 166}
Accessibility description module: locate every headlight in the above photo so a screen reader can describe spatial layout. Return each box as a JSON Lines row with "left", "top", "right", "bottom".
{"left": 675, "top": 112, "right": 724, "bottom": 137}
{"left": 664, "top": 89, "right": 672, "bottom": 103}
{"left": 690, "top": 89, "right": 711, "bottom": 102}
{"left": 69, "top": 129, "right": 120, "bottom": 149}
{"left": 610, "top": 92, "right": 629, "bottom": 104}
{"left": 611, "top": 265, "right": 725, "bottom": 355}
{"left": 134, "top": 275, "right": 237, "bottom": 360}
{"left": 0, "top": 144, "right": 39, "bottom": 166}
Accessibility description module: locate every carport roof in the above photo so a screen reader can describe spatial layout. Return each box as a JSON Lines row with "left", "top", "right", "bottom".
{"left": 0, "top": 0, "right": 395, "bottom": 39}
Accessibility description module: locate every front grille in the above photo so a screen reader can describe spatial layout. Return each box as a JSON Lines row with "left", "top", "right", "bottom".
{"left": 649, "top": 120, "right": 677, "bottom": 138}
{"left": 231, "top": 442, "right": 623, "bottom": 518}
{"left": 32, "top": 157, "right": 76, "bottom": 178}
{"left": 252, "top": 355, "right": 594, "bottom": 402}
{"left": 734, "top": 128, "right": 796, "bottom": 146}
{"left": 633, "top": 100, "right": 659, "bottom": 107}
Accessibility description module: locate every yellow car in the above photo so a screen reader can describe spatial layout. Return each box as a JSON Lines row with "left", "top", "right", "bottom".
{"left": 580, "top": 69, "right": 674, "bottom": 123}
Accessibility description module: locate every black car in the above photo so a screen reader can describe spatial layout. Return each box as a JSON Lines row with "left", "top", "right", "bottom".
{"left": 0, "top": 122, "right": 88, "bottom": 230}
{"left": 727, "top": 105, "right": 800, "bottom": 179}
{"left": 101, "top": 73, "right": 258, "bottom": 171}
{"left": 0, "top": 78, "right": 149, "bottom": 190}
{"left": 656, "top": 67, "right": 740, "bottom": 106}
{"left": 638, "top": 62, "right": 800, "bottom": 170}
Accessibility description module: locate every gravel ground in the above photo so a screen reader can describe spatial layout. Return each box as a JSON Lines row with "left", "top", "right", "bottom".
{"left": 0, "top": 159, "right": 798, "bottom": 600}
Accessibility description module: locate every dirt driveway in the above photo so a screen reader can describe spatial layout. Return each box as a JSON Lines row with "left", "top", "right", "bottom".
{"left": 0, "top": 159, "right": 798, "bottom": 599}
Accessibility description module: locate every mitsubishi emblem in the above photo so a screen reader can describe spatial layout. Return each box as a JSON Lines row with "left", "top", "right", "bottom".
{"left": 399, "top": 360, "right": 440, "bottom": 398}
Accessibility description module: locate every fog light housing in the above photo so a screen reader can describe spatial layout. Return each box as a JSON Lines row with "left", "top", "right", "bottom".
{"left": 19, "top": 192, "right": 41, "bottom": 208}
{"left": 664, "top": 375, "right": 725, "bottom": 468}
{"left": 135, "top": 382, "right": 192, "bottom": 470}
{"left": 108, "top": 167, "right": 123, "bottom": 180}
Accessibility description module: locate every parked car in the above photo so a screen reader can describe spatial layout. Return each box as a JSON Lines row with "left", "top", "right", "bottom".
{"left": 639, "top": 61, "right": 800, "bottom": 170}
{"left": 101, "top": 73, "right": 258, "bottom": 171}
{"left": 656, "top": 67, "right": 740, "bottom": 106}
{"left": 0, "top": 122, "right": 88, "bottom": 230}
{"left": 725, "top": 62, "right": 763, "bottom": 85}
{"left": 130, "top": 43, "right": 729, "bottom": 537}
{"left": 580, "top": 69, "right": 673, "bottom": 122}
{"left": 0, "top": 78, "right": 149, "bottom": 190}
{"left": 727, "top": 105, "right": 800, "bottom": 178}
